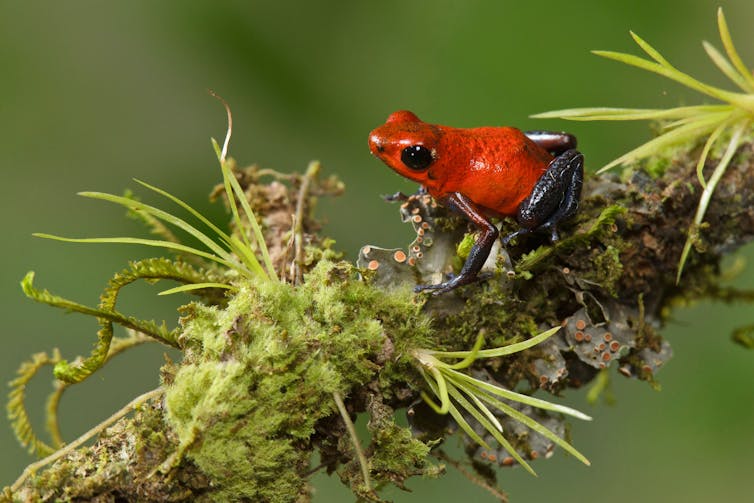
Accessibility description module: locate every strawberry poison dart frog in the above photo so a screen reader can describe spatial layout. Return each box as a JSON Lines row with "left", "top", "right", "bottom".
{"left": 369, "top": 110, "right": 583, "bottom": 294}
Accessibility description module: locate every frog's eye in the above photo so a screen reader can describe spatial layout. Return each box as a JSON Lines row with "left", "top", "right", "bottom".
{"left": 401, "top": 145, "right": 433, "bottom": 171}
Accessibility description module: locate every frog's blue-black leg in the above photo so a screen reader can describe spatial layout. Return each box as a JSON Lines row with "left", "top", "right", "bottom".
{"left": 415, "top": 192, "right": 498, "bottom": 294}
{"left": 501, "top": 149, "right": 584, "bottom": 245}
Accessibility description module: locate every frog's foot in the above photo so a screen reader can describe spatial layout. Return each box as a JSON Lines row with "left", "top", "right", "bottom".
{"left": 500, "top": 227, "right": 531, "bottom": 246}
{"left": 383, "top": 186, "right": 428, "bottom": 203}
{"left": 503, "top": 149, "right": 583, "bottom": 245}
{"left": 414, "top": 272, "right": 490, "bottom": 295}
{"left": 383, "top": 191, "right": 410, "bottom": 202}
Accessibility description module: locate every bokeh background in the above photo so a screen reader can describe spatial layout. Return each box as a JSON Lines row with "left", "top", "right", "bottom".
{"left": 2, "top": 1, "right": 753, "bottom": 501}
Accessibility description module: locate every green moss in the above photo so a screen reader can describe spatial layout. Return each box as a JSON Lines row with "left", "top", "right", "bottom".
{"left": 163, "top": 260, "right": 436, "bottom": 501}
{"left": 366, "top": 396, "right": 439, "bottom": 491}
{"left": 583, "top": 245, "right": 624, "bottom": 297}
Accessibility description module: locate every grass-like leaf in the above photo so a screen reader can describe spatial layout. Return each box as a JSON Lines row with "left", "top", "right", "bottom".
{"left": 132, "top": 178, "right": 266, "bottom": 278}
{"left": 532, "top": 7, "right": 754, "bottom": 282}
{"left": 428, "top": 325, "right": 559, "bottom": 361}
{"left": 677, "top": 122, "right": 746, "bottom": 283}
{"left": 213, "top": 140, "right": 278, "bottom": 281}
{"left": 157, "top": 282, "right": 235, "bottom": 296}
{"left": 33, "top": 234, "right": 250, "bottom": 277}
{"left": 414, "top": 326, "right": 591, "bottom": 475}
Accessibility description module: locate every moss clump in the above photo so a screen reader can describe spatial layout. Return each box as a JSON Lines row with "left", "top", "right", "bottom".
{"left": 163, "top": 260, "right": 435, "bottom": 501}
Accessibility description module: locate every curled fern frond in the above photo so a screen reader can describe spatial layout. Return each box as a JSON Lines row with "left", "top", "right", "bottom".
{"left": 413, "top": 327, "right": 591, "bottom": 476}
{"left": 43, "top": 331, "right": 154, "bottom": 447}
{"left": 7, "top": 351, "right": 62, "bottom": 457}
{"left": 21, "top": 264, "right": 183, "bottom": 383}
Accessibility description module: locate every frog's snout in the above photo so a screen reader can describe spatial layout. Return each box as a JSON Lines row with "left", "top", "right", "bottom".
{"left": 368, "top": 132, "right": 385, "bottom": 155}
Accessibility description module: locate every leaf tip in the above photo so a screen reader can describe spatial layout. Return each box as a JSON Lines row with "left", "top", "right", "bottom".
{"left": 20, "top": 271, "right": 35, "bottom": 293}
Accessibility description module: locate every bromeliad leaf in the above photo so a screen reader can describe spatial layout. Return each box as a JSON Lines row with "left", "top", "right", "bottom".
{"left": 532, "top": 7, "right": 754, "bottom": 282}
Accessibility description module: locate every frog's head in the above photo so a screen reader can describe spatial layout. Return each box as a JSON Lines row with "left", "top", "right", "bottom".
{"left": 369, "top": 111, "right": 441, "bottom": 185}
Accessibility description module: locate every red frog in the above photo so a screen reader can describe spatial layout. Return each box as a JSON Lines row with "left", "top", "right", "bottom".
{"left": 369, "top": 110, "right": 583, "bottom": 294}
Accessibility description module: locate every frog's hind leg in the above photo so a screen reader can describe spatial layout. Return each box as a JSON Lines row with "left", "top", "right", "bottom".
{"left": 501, "top": 149, "right": 584, "bottom": 245}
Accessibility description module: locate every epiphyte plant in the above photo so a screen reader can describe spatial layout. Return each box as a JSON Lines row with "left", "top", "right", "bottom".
{"left": 414, "top": 326, "right": 591, "bottom": 476}
{"left": 534, "top": 7, "right": 754, "bottom": 282}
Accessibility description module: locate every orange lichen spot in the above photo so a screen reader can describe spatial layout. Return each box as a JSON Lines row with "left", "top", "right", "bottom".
{"left": 416, "top": 252, "right": 424, "bottom": 259}
{"left": 539, "top": 375, "right": 548, "bottom": 384}
{"left": 367, "top": 260, "right": 380, "bottom": 271}
{"left": 530, "top": 450, "right": 539, "bottom": 460}
{"left": 610, "top": 341, "right": 621, "bottom": 352}
{"left": 641, "top": 364, "right": 653, "bottom": 374}
{"left": 393, "top": 250, "right": 407, "bottom": 263}
{"left": 415, "top": 236, "right": 423, "bottom": 243}
{"left": 412, "top": 245, "right": 421, "bottom": 253}
{"left": 421, "top": 222, "right": 430, "bottom": 229}
{"left": 603, "top": 333, "right": 613, "bottom": 342}
{"left": 574, "top": 331, "right": 585, "bottom": 342}
{"left": 584, "top": 333, "right": 592, "bottom": 342}
{"left": 487, "top": 453, "right": 497, "bottom": 463}
{"left": 597, "top": 342, "right": 606, "bottom": 351}
{"left": 417, "top": 228, "right": 425, "bottom": 236}
{"left": 362, "top": 246, "right": 372, "bottom": 255}
{"left": 575, "top": 319, "right": 587, "bottom": 330}
{"left": 400, "top": 202, "right": 409, "bottom": 209}
{"left": 408, "top": 257, "right": 417, "bottom": 266}
{"left": 412, "top": 207, "right": 421, "bottom": 215}
{"left": 412, "top": 214, "right": 422, "bottom": 223}
{"left": 501, "top": 456, "right": 515, "bottom": 466}
{"left": 480, "top": 451, "right": 489, "bottom": 460}
{"left": 506, "top": 270, "right": 516, "bottom": 279}
{"left": 562, "top": 267, "right": 570, "bottom": 274}
{"left": 601, "top": 352, "right": 611, "bottom": 362}
{"left": 599, "top": 362, "right": 606, "bottom": 369}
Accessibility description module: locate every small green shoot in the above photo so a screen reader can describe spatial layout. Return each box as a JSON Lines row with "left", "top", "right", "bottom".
{"left": 413, "top": 327, "right": 591, "bottom": 475}
{"left": 533, "top": 8, "right": 754, "bottom": 282}
{"left": 34, "top": 98, "right": 277, "bottom": 289}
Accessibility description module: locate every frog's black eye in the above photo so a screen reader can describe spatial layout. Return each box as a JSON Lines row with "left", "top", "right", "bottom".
{"left": 401, "top": 145, "right": 433, "bottom": 171}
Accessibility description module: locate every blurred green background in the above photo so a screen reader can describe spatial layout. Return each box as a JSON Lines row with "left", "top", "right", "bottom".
{"left": 2, "top": 1, "right": 753, "bottom": 501}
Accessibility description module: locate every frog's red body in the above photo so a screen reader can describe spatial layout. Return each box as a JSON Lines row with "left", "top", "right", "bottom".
{"left": 369, "top": 110, "right": 584, "bottom": 294}
{"left": 427, "top": 127, "right": 552, "bottom": 216}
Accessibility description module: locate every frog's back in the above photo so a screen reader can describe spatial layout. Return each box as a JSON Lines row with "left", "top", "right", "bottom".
{"left": 434, "top": 126, "right": 553, "bottom": 216}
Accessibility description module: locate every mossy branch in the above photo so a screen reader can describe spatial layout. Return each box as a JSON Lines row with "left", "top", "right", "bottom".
{"left": 6, "top": 137, "right": 754, "bottom": 502}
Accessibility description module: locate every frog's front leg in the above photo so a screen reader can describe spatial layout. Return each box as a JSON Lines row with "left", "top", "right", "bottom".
{"left": 415, "top": 192, "right": 498, "bottom": 294}
{"left": 501, "top": 149, "right": 584, "bottom": 245}
{"left": 383, "top": 185, "right": 428, "bottom": 202}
